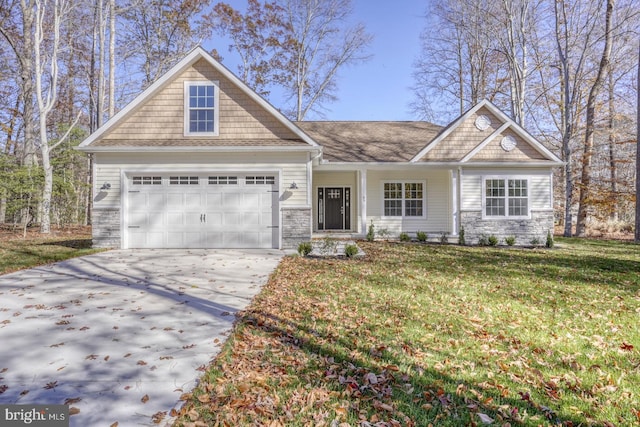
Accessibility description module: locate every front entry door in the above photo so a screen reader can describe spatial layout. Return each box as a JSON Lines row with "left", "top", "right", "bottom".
{"left": 318, "top": 187, "right": 350, "bottom": 230}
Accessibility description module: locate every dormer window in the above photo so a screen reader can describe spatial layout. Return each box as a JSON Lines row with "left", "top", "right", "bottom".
{"left": 184, "top": 81, "right": 219, "bottom": 136}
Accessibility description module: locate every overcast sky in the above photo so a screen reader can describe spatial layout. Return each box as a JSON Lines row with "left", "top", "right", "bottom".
{"left": 204, "top": 0, "right": 428, "bottom": 122}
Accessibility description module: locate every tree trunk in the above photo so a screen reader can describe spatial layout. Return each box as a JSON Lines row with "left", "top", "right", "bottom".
{"left": 635, "top": 38, "right": 640, "bottom": 242}
{"left": 576, "top": 0, "right": 615, "bottom": 236}
{"left": 608, "top": 70, "right": 617, "bottom": 221}
{"left": 108, "top": 0, "right": 115, "bottom": 118}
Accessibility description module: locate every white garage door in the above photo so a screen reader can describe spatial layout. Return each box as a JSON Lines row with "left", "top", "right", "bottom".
{"left": 126, "top": 174, "right": 279, "bottom": 248}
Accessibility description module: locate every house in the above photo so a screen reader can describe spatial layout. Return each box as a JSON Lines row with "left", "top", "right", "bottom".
{"left": 77, "top": 47, "right": 563, "bottom": 249}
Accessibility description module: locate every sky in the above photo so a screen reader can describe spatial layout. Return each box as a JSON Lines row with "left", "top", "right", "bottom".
{"left": 203, "top": 0, "right": 428, "bottom": 122}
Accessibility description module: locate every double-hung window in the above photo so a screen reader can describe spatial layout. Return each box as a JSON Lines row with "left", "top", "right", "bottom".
{"left": 484, "top": 178, "right": 529, "bottom": 218}
{"left": 383, "top": 182, "right": 425, "bottom": 218}
{"left": 184, "top": 81, "right": 219, "bottom": 136}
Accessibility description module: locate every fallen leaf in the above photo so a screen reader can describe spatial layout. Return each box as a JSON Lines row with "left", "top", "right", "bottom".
{"left": 43, "top": 381, "right": 57, "bottom": 390}
{"left": 64, "top": 397, "right": 82, "bottom": 405}
{"left": 137, "top": 360, "right": 147, "bottom": 366}
{"left": 620, "top": 342, "right": 634, "bottom": 351}
{"left": 151, "top": 411, "right": 166, "bottom": 424}
{"left": 197, "top": 394, "right": 211, "bottom": 403}
{"left": 69, "top": 407, "right": 80, "bottom": 416}
{"left": 110, "top": 423, "right": 118, "bottom": 427}
{"left": 141, "top": 394, "right": 149, "bottom": 403}
{"left": 477, "top": 413, "right": 494, "bottom": 424}
{"left": 0, "top": 385, "right": 7, "bottom": 394}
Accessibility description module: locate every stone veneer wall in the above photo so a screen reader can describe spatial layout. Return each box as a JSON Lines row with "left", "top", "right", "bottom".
{"left": 460, "top": 210, "right": 554, "bottom": 245}
{"left": 92, "top": 209, "right": 121, "bottom": 248}
{"left": 282, "top": 207, "right": 311, "bottom": 249}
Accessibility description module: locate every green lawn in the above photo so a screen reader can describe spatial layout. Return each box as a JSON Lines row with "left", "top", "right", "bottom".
{"left": 0, "top": 228, "right": 102, "bottom": 275}
{"left": 175, "top": 239, "right": 640, "bottom": 427}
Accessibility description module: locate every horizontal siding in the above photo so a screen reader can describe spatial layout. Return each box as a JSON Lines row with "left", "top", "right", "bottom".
{"left": 103, "top": 59, "right": 299, "bottom": 141}
{"left": 94, "top": 166, "right": 121, "bottom": 208}
{"left": 93, "top": 152, "right": 310, "bottom": 209}
{"left": 366, "top": 170, "right": 451, "bottom": 234}
{"left": 461, "top": 168, "right": 552, "bottom": 211}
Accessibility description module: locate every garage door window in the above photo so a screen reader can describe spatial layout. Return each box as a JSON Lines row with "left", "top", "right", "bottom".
{"left": 132, "top": 176, "right": 162, "bottom": 185}
{"left": 169, "top": 176, "right": 199, "bottom": 185}
{"left": 246, "top": 176, "right": 275, "bottom": 185}
{"left": 209, "top": 176, "right": 238, "bottom": 185}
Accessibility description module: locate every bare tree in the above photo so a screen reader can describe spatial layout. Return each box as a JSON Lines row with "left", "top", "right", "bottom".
{"left": 278, "top": 0, "right": 372, "bottom": 120}
{"left": 203, "top": 0, "right": 291, "bottom": 96}
{"left": 575, "top": 0, "right": 615, "bottom": 236}
{"left": 634, "top": 38, "right": 640, "bottom": 243}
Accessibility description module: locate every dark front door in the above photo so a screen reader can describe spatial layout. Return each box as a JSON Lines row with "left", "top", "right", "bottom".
{"left": 318, "top": 187, "right": 350, "bottom": 230}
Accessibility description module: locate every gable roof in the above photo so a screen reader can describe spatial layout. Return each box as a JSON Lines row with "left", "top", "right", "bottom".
{"left": 411, "top": 99, "right": 563, "bottom": 164}
{"left": 78, "top": 46, "right": 319, "bottom": 152}
{"left": 295, "top": 121, "right": 443, "bottom": 162}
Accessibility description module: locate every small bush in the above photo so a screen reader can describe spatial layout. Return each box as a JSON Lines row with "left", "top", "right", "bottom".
{"left": 440, "top": 232, "right": 449, "bottom": 244}
{"left": 297, "top": 241, "right": 312, "bottom": 256}
{"left": 488, "top": 235, "right": 499, "bottom": 246}
{"left": 416, "top": 231, "right": 427, "bottom": 242}
{"left": 458, "top": 226, "right": 465, "bottom": 245}
{"left": 505, "top": 236, "right": 516, "bottom": 246}
{"left": 546, "top": 230, "right": 554, "bottom": 248}
{"left": 377, "top": 228, "right": 391, "bottom": 240}
{"left": 477, "top": 235, "right": 489, "bottom": 246}
{"left": 399, "top": 232, "right": 410, "bottom": 242}
{"left": 344, "top": 244, "right": 359, "bottom": 258}
{"left": 530, "top": 237, "right": 541, "bottom": 246}
{"left": 366, "top": 222, "right": 375, "bottom": 242}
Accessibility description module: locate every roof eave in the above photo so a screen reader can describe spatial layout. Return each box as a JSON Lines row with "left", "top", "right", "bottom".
{"left": 76, "top": 145, "right": 322, "bottom": 154}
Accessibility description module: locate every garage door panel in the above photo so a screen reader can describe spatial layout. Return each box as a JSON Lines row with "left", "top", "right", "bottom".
{"left": 148, "top": 193, "right": 165, "bottom": 209}
{"left": 126, "top": 174, "right": 278, "bottom": 249}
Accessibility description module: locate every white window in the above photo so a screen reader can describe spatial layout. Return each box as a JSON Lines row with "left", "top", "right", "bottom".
{"left": 184, "top": 81, "right": 219, "bottom": 136}
{"left": 169, "top": 176, "right": 199, "bottom": 185}
{"left": 132, "top": 176, "right": 162, "bottom": 185}
{"left": 246, "top": 176, "right": 275, "bottom": 185}
{"left": 383, "top": 182, "right": 425, "bottom": 217}
{"left": 209, "top": 176, "right": 238, "bottom": 185}
{"left": 484, "top": 178, "right": 529, "bottom": 218}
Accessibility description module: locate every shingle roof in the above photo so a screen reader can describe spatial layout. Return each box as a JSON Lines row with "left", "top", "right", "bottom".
{"left": 295, "top": 121, "right": 443, "bottom": 162}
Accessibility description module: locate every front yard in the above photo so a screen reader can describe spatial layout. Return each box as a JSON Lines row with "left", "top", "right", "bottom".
{"left": 175, "top": 239, "right": 640, "bottom": 426}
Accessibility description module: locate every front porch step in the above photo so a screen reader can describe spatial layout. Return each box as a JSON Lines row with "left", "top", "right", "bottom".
{"left": 308, "top": 239, "right": 365, "bottom": 258}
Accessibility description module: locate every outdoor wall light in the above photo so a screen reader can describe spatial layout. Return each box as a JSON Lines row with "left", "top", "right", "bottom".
{"left": 289, "top": 182, "right": 298, "bottom": 190}
{"left": 101, "top": 183, "right": 111, "bottom": 190}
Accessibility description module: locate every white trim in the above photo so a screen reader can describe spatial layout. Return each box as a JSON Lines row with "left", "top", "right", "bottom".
{"left": 380, "top": 180, "right": 427, "bottom": 219}
{"left": 359, "top": 169, "right": 367, "bottom": 235}
{"left": 120, "top": 169, "right": 282, "bottom": 249}
{"left": 78, "top": 46, "right": 319, "bottom": 150}
{"left": 451, "top": 170, "right": 458, "bottom": 235}
{"left": 410, "top": 99, "right": 563, "bottom": 164}
{"left": 410, "top": 101, "right": 487, "bottom": 162}
{"left": 481, "top": 176, "right": 531, "bottom": 220}
{"left": 78, "top": 145, "right": 321, "bottom": 153}
{"left": 460, "top": 122, "right": 510, "bottom": 162}
{"left": 183, "top": 80, "right": 219, "bottom": 137}
{"left": 315, "top": 161, "right": 561, "bottom": 171}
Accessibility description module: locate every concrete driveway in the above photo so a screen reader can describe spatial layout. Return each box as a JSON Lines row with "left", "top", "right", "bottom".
{"left": 0, "top": 249, "right": 283, "bottom": 426}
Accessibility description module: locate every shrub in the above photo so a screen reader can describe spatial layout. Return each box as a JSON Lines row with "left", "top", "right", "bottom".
{"left": 546, "top": 230, "right": 554, "bottom": 248}
{"left": 297, "top": 241, "right": 312, "bottom": 256}
{"left": 416, "top": 231, "right": 427, "bottom": 242}
{"left": 377, "top": 228, "right": 391, "bottom": 240}
{"left": 530, "top": 237, "right": 541, "bottom": 246}
{"left": 440, "top": 232, "right": 449, "bottom": 244}
{"left": 366, "top": 221, "right": 375, "bottom": 242}
{"left": 505, "top": 236, "right": 516, "bottom": 246}
{"left": 477, "top": 235, "right": 489, "bottom": 246}
{"left": 399, "top": 232, "right": 410, "bottom": 242}
{"left": 344, "top": 244, "right": 359, "bottom": 258}
{"left": 488, "top": 235, "right": 499, "bottom": 246}
{"left": 458, "top": 226, "right": 465, "bottom": 245}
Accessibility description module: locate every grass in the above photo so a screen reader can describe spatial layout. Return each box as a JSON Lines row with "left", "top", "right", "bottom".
{"left": 0, "top": 226, "right": 102, "bottom": 275}
{"left": 175, "top": 238, "right": 640, "bottom": 427}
